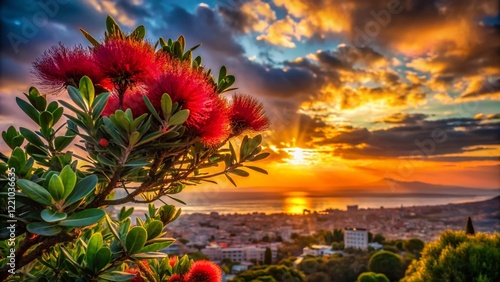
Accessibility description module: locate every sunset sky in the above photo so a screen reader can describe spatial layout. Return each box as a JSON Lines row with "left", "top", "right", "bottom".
{"left": 1, "top": 0, "right": 499, "bottom": 193}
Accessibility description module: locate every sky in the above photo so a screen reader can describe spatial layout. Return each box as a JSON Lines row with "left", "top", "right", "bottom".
{"left": 0, "top": 0, "right": 499, "bottom": 194}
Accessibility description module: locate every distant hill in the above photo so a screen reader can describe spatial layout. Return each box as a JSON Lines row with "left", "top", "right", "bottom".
{"left": 317, "top": 178, "right": 500, "bottom": 197}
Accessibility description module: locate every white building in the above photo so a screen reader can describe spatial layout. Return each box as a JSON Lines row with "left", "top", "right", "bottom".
{"left": 302, "top": 245, "right": 338, "bottom": 256}
{"left": 202, "top": 243, "right": 280, "bottom": 263}
{"left": 344, "top": 227, "right": 368, "bottom": 250}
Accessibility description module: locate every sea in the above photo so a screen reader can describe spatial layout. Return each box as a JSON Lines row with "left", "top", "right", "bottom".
{"left": 124, "top": 192, "right": 497, "bottom": 215}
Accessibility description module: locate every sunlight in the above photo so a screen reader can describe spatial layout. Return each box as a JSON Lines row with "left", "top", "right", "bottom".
{"left": 290, "top": 147, "right": 305, "bottom": 165}
{"left": 284, "top": 193, "right": 312, "bottom": 214}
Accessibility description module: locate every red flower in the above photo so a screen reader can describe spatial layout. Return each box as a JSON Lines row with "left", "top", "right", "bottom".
{"left": 168, "top": 274, "right": 184, "bottom": 282}
{"left": 32, "top": 43, "right": 103, "bottom": 91}
{"left": 169, "top": 256, "right": 178, "bottom": 267}
{"left": 101, "top": 86, "right": 149, "bottom": 117}
{"left": 125, "top": 268, "right": 144, "bottom": 282}
{"left": 184, "top": 260, "right": 222, "bottom": 282}
{"left": 229, "top": 94, "right": 269, "bottom": 135}
{"left": 196, "top": 97, "right": 230, "bottom": 146}
{"left": 99, "top": 138, "right": 109, "bottom": 147}
{"left": 94, "top": 39, "right": 161, "bottom": 91}
{"left": 148, "top": 59, "right": 217, "bottom": 127}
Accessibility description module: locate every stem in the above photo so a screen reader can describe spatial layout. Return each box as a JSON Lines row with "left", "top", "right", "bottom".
{"left": 0, "top": 232, "right": 78, "bottom": 281}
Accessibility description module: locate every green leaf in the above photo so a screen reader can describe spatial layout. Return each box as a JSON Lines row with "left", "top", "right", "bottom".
{"left": 19, "top": 127, "right": 44, "bottom": 147}
{"left": 129, "top": 25, "right": 146, "bottom": 40}
{"left": 41, "top": 209, "right": 67, "bottom": 223}
{"left": 161, "top": 94, "right": 172, "bottom": 118}
{"left": 143, "top": 95, "right": 162, "bottom": 122}
{"left": 79, "top": 76, "right": 95, "bottom": 106}
{"left": 106, "top": 15, "right": 123, "bottom": 37}
{"left": 218, "top": 66, "right": 227, "bottom": 83}
{"left": 244, "top": 166, "right": 268, "bottom": 174}
{"left": 39, "top": 111, "right": 54, "bottom": 131}
{"left": 105, "top": 215, "right": 121, "bottom": 241}
{"left": 146, "top": 220, "right": 163, "bottom": 240}
{"left": 92, "top": 92, "right": 109, "bottom": 119}
{"left": 79, "top": 28, "right": 100, "bottom": 47}
{"left": 131, "top": 252, "right": 167, "bottom": 259}
{"left": 67, "top": 86, "right": 87, "bottom": 111}
{"left": 225, "top": 173, "right": 237, "bottom": 187}
{"left": 86, "top": 232, "right": 103, "bottom": 271}
{"left": 139, "top": 241, "right": 174, "bottom": 253}
{"left": 169, "top": 109, "right": 189, "bottom": 126}
{"left": 94, "top": 247, "right": 111, "bottom": 272}
{"left": 47, "top": 174, "right": 65, "bottom": 201}
{"left": 54, "top": 135, "right": 76, "bottom": 152}
{"left": 17, "top": 179, "right": 53, "bottom": 206}
{"left": 229, "top": 169, "right": 250, "bottom": 177}
{"left": 59, "top": 208, "right": 105, "bottom": 227}
{"left": 16, "top": 97, "right": 40, "bottom": 124}
{"left": 118, "top": 207, "right": 134, "bottom": 221}
{"left": 99, "top": 271, "right": 137, "bottom": 281}
{"left": 64, "top": 175, "right": 98, "bottom": 207}
{"left": 27, "top": 222, "right": 62, "bottom": 236}
{"left": 249, "top": 152, "right": 270, "bottom": 161}
{"left": 125, "top": 226, "right": 147, "bottom": 254}
{"left": 59, "top": 165, "right": 77, "bottom": 200}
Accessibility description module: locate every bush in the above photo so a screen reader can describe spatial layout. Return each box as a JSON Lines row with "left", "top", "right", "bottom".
{"left": 402, "top": 231, "right": 500, "bottom": 282}
{"left": 357, "top": 272, "right": 390, "bottom": 282}
{"left": 0, "top": 15, "right": 269, "bottom": 281}
{"left": 368, "top": 251, "right": 404, "bottom": 281}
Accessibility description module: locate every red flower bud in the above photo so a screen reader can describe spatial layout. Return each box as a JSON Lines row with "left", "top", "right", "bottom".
{"left": 99, "top": 138, "right": 109, "bottom": 147}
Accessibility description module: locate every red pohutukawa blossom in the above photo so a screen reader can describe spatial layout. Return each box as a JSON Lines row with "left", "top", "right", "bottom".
{"left": 195, "top": 97, "right": 230, "bottom": 146}
{"left": 124, "top": 268, "right": 145, "bottom": 282}
{"left": 184, "top": 260, "right": 222, "bottom": 282}
{"left": 229, "top": 94, "right": 269, "bottom": 135}
{"left": 101, "top": 86, "right": 149, "bottom": 117}
{"left": 32, "top": 43, "right": 104, "bottom": 91}
{"left": 148, "top": 59, "right": 217, "bottom": 127}
{"left": 168, "top": 274, "right": 184, "bottom": 282}
{"left": 169, "top": 256, "right": 178, "bottom": 267}
{"left": 94, "top": 39, "right": 162, "bottom": 92}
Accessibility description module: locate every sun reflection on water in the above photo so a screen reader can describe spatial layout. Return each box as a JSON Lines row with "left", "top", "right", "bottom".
{"left": 284, "top": 192, "right": 312, "bottom": 214}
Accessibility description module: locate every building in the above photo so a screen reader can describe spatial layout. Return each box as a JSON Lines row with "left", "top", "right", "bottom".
{"left": 347, "top": 205, "right": 359, "bottom": 211}
{"left": 344, "top": 227, "right": 368, "bottom": 250}
{"left": 302, "top": 245, "right": 338, "bottom": 256}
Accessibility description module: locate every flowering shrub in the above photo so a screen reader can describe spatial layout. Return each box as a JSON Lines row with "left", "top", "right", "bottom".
{"left": 0, "top": 16, "right": 269, "bottom": 281}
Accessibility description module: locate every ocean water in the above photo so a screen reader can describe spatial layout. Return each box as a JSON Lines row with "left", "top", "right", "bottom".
{"left": 132, "top": 194, "right": 496, "bottom": 214}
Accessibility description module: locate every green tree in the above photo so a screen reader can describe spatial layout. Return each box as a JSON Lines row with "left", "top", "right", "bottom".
{"left": 368, "top": 251, "right": 404, "bottom": 281}
{"left": 465, "top": 216, "right": 475, "bottom": 235}
{"left": 233, "top": 265, "right": 304, "bottom": 282}
{"left": 373, "top": 234, "right": 386, "bottom": 244}
{"left": 357, "top": 272, "right": 390, "bottom": 282}
{"left": 264, "top": 247, "right": 272, "bottom": 265}
{"left": 402, "top": 231, "right": 500, "bottom": 282}
{"left": 404, "top": 238, "right": 425, "bottom": 256}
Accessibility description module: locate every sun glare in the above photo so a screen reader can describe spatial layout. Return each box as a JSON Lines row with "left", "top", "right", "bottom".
{"left": 290, "top": 148, "right": 305, "bottom": 165}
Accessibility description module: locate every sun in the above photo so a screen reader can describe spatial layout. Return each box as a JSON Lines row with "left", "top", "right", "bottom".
{"left": 284, "top": 147, "right": 308, "bottom": 165}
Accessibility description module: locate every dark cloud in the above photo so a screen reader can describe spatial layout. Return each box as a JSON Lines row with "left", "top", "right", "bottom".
{"left": 375, "top": 113, "right": 428, "bottom": 124}
{"left": 460, "top": 78, "right": 500, "bottom": 99}
{"left": 315, "top": 117, "right": 500, "bottom": 158}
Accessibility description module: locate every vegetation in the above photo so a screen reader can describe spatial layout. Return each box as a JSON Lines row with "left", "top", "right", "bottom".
{"left": 403, "top": 231, "right": 500, "bottom": 282}
{"left": 368, "top": 251, "right": 405, "bottom": 281}
{"left": 0, "top": 15, "right": 269, "bottom": 281}
{"left": 357, "top": 272, "right": 390, "bottom": 282}
{"left": 231, "top": 265, "right": 305, "bottom": 282}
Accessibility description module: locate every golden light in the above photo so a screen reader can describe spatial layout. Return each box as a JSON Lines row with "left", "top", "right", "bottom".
{"left": 284, "top": 192, "right": 311, "bottom": 214}
{"left": 290, "top": 147, "right": 305, "bottom": 165}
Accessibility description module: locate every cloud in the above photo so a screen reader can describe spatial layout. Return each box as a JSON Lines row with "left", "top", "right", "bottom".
{"left": 323, "top": 117, "right": 500, "bottom": 158}
{"left": 375, "top": 113, "right": 428, "bottom": 124}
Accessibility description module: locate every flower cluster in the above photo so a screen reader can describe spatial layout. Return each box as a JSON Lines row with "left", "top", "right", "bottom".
{"left": 32, "top": 23, "right": 269, "bottom": 146}
{"left": 123, "top": 258, "right": 222, "bottom": 282}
